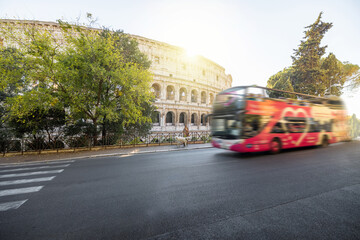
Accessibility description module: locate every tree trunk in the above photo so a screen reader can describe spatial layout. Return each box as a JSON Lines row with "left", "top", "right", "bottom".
{"left": 102, "top": 115, "right": 107, "bottom": 145}
{"left": 93, "top": 118, "right": 98, "bottom": 147}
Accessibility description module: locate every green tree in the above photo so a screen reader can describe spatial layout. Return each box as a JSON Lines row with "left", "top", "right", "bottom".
{"left": 102, "top": 101, "right": 157, "bottom": 140}
{"left": 1, "top": 21, "right": 64, "bottom": 134}
{"left": 0, "top": 47, "right": 27, "bottom": 152}
{"left": 57, "top": 25, "right": 153, "bottom": 142}
{"left": 321, "top": 53, "right": 360, "bottom": 96}
{"left": 267, "top": 12, "right": 360, "bottom": 97}
{"left": 0, "top": 18, "right": 154, "bottom": 144}
{"left": 342, "top": 63, "right": 360, "bottom": 94}
{"left": 8, "top": 107, "right": 65, "bottom": 138}
{"left": 291, "top": 12, "right": 333, "bottom": 95}
{"left": 266, "top": 68, "right": 295, "bottom": 98}
{"left": 0, "top": 47, "right": 27, "bottom": 92}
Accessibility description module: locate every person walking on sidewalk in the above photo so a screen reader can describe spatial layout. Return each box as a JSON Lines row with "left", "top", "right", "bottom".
{"left": 183, "top": 124, "right": 189, "bottom": 137}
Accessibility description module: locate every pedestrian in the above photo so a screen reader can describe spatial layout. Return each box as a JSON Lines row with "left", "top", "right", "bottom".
{"left": 183, "top": 124, "right": 189, "bottom": 137}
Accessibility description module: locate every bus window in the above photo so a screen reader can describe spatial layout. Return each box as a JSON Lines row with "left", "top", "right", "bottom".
{"left": 327, "top": 100, "right": 344, "bottom": 110}
{"left": 309, "top": 118, "right": 321, "bottom": 132}
{"left": 243, "top": 122, "right": 254, "bottom": 137}
{"left": 242, "top": 114, "right": 269, "bottom": 138}
{"left": 271, "top": 122, "right": 286, "bottom": 133}
{"left": 213, "top": 89, "right": 246, "bottom": 114}
{"left": 322, "top": 120, "right": 333, "bottom": 132}
{"left": 212, "top": 119, "right": 225, "bottom": 132}
{"left": 211, "top": 118, "right": 241, "bottom": 139}
{"left": 246, "top": 87, "right": 264, "bottom": 101}
{"left": 227, "top": 120, "right": 241, "bottom": 136}
{"left": 285, "top": 118, "right": 307, "bottom": 133}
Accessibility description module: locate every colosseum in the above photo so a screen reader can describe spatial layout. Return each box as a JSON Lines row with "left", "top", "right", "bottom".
{"left": 0, "top": 19, "right": 232, "bottom": 132}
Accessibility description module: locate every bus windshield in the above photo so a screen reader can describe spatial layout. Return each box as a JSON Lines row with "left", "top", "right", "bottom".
{"left": 211, "top": 118, "right": 242, "bottom": 139}
{"left": 211, "top": 114, "right": 270, "bottom": 139}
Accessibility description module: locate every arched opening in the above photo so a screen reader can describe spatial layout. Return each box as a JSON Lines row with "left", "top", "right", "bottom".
{"left": 191, "top": 113, "right": 197, "bottom": 125}
{"left": 179, "top": 88, "right": 187, "bottom": 101}
{"left": 201, "top": 114, "right": 207, "bottom": 126}
{"left": 152, "top": 111, "right": 160, "bottom": 126}
{"left": 201, "top": 91, "right": 206, "bottom": 104}
{"left": 166, "top": 111, "right": 174, "bottom": 125}
{"left": 179, "top": 112, "right": 186, "bottom": 125}
{"left": 151, "top": 83, "right": 161, "bottom": 99}
{"left": 209, "top": 93, "right": 214, "bottom": 104}
{"left": 166, "top": 85, "right": 175, "bottom": 100}
{"left": 191, "top": 89, "right": 198, "bottom": 103}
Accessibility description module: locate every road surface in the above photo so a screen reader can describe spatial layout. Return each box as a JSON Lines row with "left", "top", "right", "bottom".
{"left": 0, "top": 142, "right": 360, "bottom": 239}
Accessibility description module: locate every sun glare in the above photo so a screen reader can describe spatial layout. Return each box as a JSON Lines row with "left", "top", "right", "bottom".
{"left": 185, "top": 47, "right": 200, "bottom": 58}
{"left": 157, "top": 2, "right": 228, "bottom": 62}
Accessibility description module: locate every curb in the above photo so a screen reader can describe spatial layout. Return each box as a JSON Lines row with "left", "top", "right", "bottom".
{"left": 0, "top": 145, "right": 213, "bottom": 166}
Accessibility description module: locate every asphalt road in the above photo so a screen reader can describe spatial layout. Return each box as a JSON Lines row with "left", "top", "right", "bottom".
{"left": 0, "top": 142, "right": 360, "bottom": 240}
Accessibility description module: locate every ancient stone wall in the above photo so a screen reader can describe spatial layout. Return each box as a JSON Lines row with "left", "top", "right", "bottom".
{"left": 134, "top": 35, "right": 232, "bottom": 131}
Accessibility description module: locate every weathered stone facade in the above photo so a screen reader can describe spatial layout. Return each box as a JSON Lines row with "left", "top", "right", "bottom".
{"left": 134, "top": 35, "right": 232, "bottom": 131}
{"left": 0, "top": 19, "right": 232, "bottom": 132}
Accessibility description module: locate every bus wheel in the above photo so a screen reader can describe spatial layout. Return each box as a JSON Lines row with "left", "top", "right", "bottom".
{"left": 321, "top": 136, "right": 329, "bottom": 147}
{"left": 270, "top": 139, "right": 281, "bottom": 154}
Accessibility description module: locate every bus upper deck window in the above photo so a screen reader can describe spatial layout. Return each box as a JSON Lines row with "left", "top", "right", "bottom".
{"left": 246, "top": 93, "right": 263, "bottom": 101}
{"left": 246, "top": 87, "right": 264, "bottom": 101}
{"left": 246, "top": 94, "right": 256, "bottom": 100}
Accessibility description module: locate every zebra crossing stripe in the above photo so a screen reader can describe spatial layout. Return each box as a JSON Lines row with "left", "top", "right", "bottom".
{"left": 0, "top": 160, "right": 74, "bottom": 169}
{"left": 0, "top": 200, "right": 28, "bottom": 211}
{"left": 0, "top": 164, "right": 70, "bottom": 173}
{"left": 0, "top": 186, "right": 43, "bottom": 197}
{"left": 0, "top": 169, "right": 64, "bottom": 179}
{"left": 0, "top": 176, "right": 56, "bottom": 186}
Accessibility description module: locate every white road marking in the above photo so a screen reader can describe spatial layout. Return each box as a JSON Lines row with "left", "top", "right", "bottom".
{"left": 0, "top": 186, "right": 43, "bottom": 197}
{"left": 0, "top": 160, "right": 74, "bottom": 169}
{"left": 0, "top": 200, "right": 28, "bottom": 211}
{"left": 0, "top": 169, "right": 64, "bottom": 179}
{"left": 0, "top": 176, "right": 56, "bottom": 186}
{"left": 330, "top": 142, "right": 345, "bottom": 146}
{"left": 0, "top": 164, "right": 69, "bottom": 173}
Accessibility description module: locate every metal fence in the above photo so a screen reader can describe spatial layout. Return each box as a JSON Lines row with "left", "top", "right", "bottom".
{"left": 0, "top": 131, "right": 211, "bottom": 156}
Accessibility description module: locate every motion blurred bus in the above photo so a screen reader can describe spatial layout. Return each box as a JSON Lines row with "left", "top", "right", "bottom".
{"left": 210, "top": 85, "right": 350, "bottom": 153}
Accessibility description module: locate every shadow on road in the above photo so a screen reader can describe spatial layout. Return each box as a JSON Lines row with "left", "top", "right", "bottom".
{"left": 214, "top": 145, "right": 322, "bottom": 160}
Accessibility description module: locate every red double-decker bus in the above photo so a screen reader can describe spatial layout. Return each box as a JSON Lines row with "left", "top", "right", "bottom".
{"left": 210, "top": 85, "right": 350, "bottom": 153}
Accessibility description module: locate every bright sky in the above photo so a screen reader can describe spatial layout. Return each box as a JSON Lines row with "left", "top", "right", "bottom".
{"left": 1, "top": 0, "right": 359, "bottom": 116}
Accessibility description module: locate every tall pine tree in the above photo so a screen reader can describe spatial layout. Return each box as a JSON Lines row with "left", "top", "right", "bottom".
{"left": 267, "top": 12, "right": 360, "bottom": 97}
{"left": 291, "top": 12, "right": 333, "bottom": 96}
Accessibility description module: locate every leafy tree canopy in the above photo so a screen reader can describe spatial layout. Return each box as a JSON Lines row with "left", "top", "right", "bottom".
{"left": 0, "top": 15, "right": 154, "bottom": 141}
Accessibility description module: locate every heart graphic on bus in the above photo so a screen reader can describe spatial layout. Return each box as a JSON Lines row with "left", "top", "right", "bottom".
{"left": 279, "top": 107, "right": 310, "bottom": 146}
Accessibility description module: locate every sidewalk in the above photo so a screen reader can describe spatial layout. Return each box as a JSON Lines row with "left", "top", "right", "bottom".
{"left": 0, "top": 143, "right": 213, "bottom": 165}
